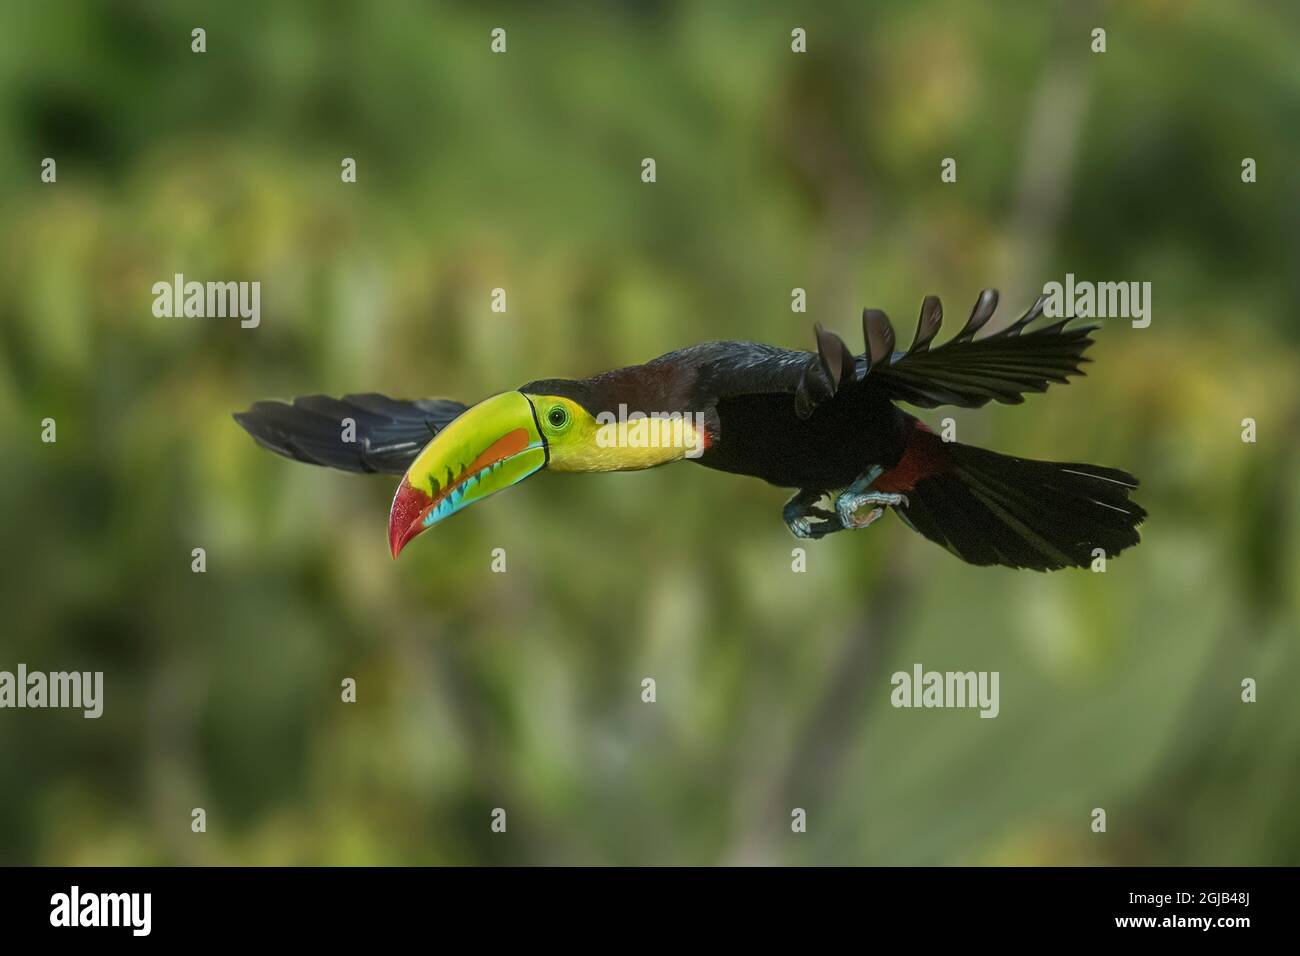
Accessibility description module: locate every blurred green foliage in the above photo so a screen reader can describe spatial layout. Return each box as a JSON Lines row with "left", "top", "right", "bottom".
{"left": 0, "top": 0, "right": 1297, "bottom": 865}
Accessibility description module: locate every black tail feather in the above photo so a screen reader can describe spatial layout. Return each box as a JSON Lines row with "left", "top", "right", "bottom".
{"left": 233, "top": 394, "right": 467, "bottom": 475}
{"left": 899, "top": 442, "right": 1145, "bottom": 571}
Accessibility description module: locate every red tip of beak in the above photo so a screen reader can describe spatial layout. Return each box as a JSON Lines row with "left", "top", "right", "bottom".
{"left": 389, "top": 477, "right": 434, "bottom": 559}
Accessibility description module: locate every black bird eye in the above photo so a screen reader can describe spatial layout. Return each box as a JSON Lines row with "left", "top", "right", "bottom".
{"left": 547, "top": 405, "right": 569, "bottom": 429}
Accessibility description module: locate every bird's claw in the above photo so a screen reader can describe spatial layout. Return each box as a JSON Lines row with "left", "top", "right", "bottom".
{"left": 786, "top": 487, "right": 908, "bottom": 539}
{"left": 835, "top": 491, "right": 908, "bottom": 530}
{"left": 787, "top": 515, "right": 813, "bottom": 538}
{"left": 784, "top": 492, "right": 838, "bottom": 539}
{"left": 788, "top": 515, "right": 840, "bottom": 539}
{"left": 841, "top": 506, "right": 884, "bottom": 530}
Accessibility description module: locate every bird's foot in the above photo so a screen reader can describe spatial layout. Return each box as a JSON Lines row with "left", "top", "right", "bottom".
{"left": 835, "top": 490, "right": 908, "bottom": 530}
{"left": 783, "top": 490, "right": 839, "bottom": 539}
{"left": 788, "top": 515, "right": 842, "bottom": 539}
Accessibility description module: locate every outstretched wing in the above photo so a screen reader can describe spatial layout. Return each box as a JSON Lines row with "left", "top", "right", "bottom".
{"left": 233, "top": 393, "right": 468, "bottom": 474}
{"left": 866, "top": 290, "right": 1098, "bottom": 408}
{"left": 773, "top": 289, "right": 1094, "bottom": 417}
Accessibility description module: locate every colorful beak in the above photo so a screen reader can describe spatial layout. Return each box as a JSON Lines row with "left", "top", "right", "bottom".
{"left": 388, "top": 391, "right": 547, "bottom": 557}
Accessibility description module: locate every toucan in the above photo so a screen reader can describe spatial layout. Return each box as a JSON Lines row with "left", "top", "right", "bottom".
{"left": 234, "top": 289, "right": 1145, "bottom": 571}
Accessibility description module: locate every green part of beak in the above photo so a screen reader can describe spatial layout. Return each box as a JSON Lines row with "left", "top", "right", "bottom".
{"left": 388, "top": 391, "right": 546, "bottom": 556}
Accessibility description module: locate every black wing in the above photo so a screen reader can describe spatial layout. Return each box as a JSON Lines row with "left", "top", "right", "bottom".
{"left": 560, "top": 287, "right": 1095, "bottom": 424}
{"left": 866, "top": 290, "right": 1098, "bottom": 408}
{"left": 233, "top": 393, "right": 467, "bottom": 475}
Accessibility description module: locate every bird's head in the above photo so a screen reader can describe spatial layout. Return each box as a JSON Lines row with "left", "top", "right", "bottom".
{"left": 387, "top": 384, "right": 703, "bottom": 557}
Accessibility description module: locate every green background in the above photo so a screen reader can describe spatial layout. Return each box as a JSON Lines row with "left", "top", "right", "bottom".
{"left": 0, "top": 0, "right": 1297, "bottom": 865}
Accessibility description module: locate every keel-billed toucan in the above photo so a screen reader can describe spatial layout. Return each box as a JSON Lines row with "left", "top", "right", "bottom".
{"left": 235, "top": 289, "right": 1145, "bottom": 571}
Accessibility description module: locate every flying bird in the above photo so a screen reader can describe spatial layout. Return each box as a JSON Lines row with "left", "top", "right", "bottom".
{"left": 234, "top": 289, "right": 1145, "bottom": 570}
